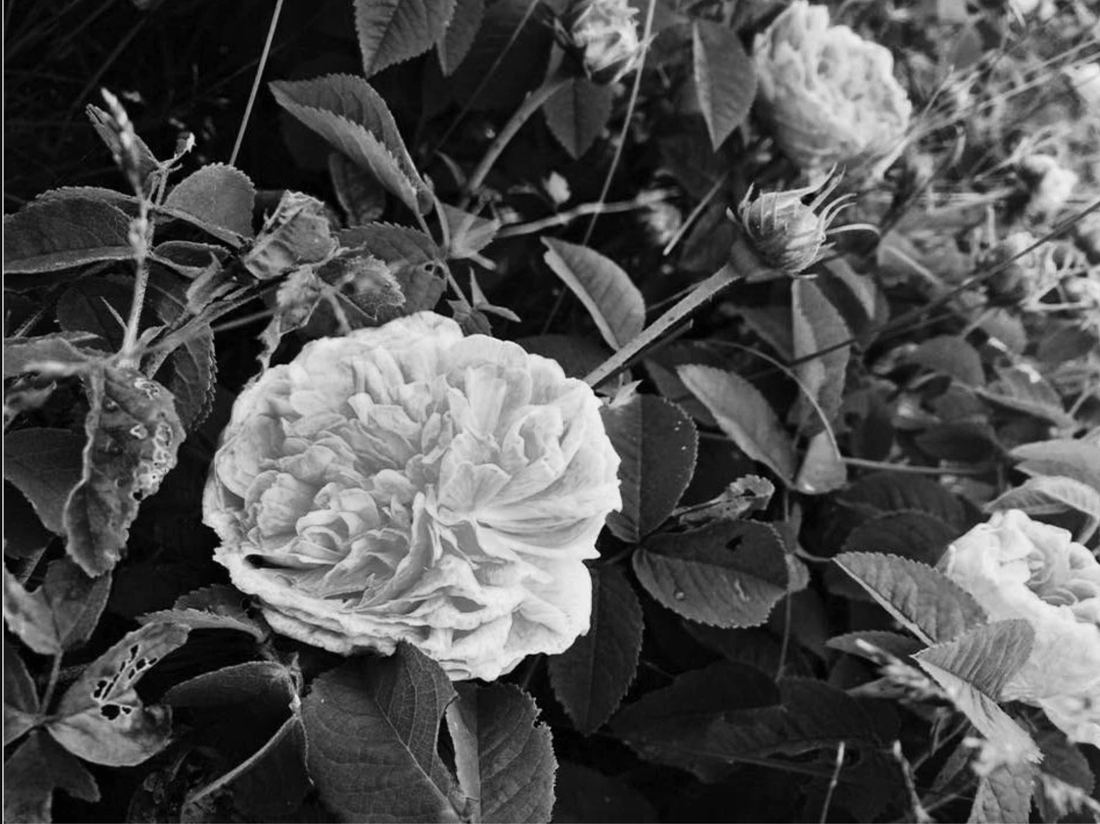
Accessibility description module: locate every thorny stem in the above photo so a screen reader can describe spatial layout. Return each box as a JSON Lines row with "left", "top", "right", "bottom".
{"left": 460, "top": 76, "right": 571, "bottom": 208}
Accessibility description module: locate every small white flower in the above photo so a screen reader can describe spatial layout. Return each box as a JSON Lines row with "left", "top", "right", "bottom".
{"left": 939, "top": 510, "right": 1100, "bottom": 747}
{"left": 566, "top": 0, "right": 643, "bottom": 85}
{"left": 752, "top": 1, "right": 912, "bottom": 175}
{"left": 204, "top": 312, "right": 622, "bottom": 681}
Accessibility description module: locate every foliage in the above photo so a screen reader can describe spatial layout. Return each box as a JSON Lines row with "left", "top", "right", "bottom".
{"left": 4, "top": 0, "right": 1100, "bottom": 821}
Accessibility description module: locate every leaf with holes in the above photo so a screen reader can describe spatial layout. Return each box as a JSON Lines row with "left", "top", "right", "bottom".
{"left": 542, "top": 239, "right": 644, "bottom": 350}
{"left": 548, "top": 567, "right": 643, "bottom": 735}
{"left": 46, "top": 623, "right": 189, "bottom": 766}
{"left": 543, "top": 78, "right": 614, "bottom": 159}
{"left": 791, "top": 279, "right": 850, "bottom": 433}
{"left": 833, "top": 552, "right": 987, "bottom": 645}
{"left": 4, "top": 429, "right": 87, "bottom": 535}
{"left": 2, "top": 559, "right": 111, "bottom": 655}
{"left": 3, "top": 197, "right": 135, "bottom": 274}
{"left": 678, "top": 365, "right": 797, "bottom": 485}
{"left": 634, "top": 520, "right": 789, "bottom": 627}
{"left": 356, "top": 0, "right": 457, "bottom": 76}
{"left": 301, "top": 644, "right": 464, "bottom": 823}
{"left": 272, "top": 75, "right": 432, "bottom": 214}
{"left": 446, "top": 683, "right": 555, "bottom": 823}
{"left": 601, "top": 393, "right": 697, "bottom": 542}
{"left": 3, "top": 731, "right": 100, "bottom": 824}
{"left": 63, "top": 366, "right": 186, "bottom": 576}
{"left": 164, "top": 164, "right": 255, "bottom": 240}
{"left": 692, "top": 20, "right": 756, "bottom": 150}
{"left": 914, "top": 620, "right": 1040, "bottom": 764}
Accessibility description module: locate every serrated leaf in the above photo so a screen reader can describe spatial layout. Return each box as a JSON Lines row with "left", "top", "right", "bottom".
{"left": 165, "top": 660, "right": 297, "bottom": 710}
{"left": 164, "top": 164, "right": 255, "bottom": 239}
{"left": 791, "top": 279, "right": 850, "bottom": 433}
{"left": 692, "top": 20, "right": 756, "bottom": 149}
{"left": 548, "top": 567, "right": 642, "bottom": 735}
{"left": 542, "top": 77, "right": 614, "bottom": 159}
{"left": 826, "top": 630, "right": 925, "bottom": 662}
{"left": 139, "top": 584, "right": 269, "bottom": 642}
{"left": 4, "top": 334, "right": 95, "bottom": 378}
{"left": 2, "top": 559, "right": 111, "bottom": 655}
{"left": 271, "top": 75, "right": 431, "bottom": 214}
{"left": 446, "top": 683, "right": 555, "bottom": 823}
{"left": 63, "top": 366, "right": 186, "bottom": 576}
{"left": 842, "top": 511, "right": 961, "bottom": 567}
{"left": 986, "top": 475, "right": 1100, "bottom": 542}
{"left": 243, "top": 190, "right": 338, "bottom": 280}
{"left": 602, "top": 393, "right": 698, "bottom": 542}
{"left": 4, "top": 637, "right": 40, "bottom": 745}
{"left": 356, "top": 0, "right": 457, "bottom": 77}
{"left": 3, "top": 197, "right": 135, "bottom": 274}
{"left": 915, "top": 621, "right": 1041, "bottom": 765}
{"left": 634, "top": 520, "right": 789, "bottom": 627}
{"left": 340, "top": 221, "right": 442, "bottom": 263}
{"left": 839, "top": 472, "right": 977, "bottom": 532}
{"left": 977, "top": 366, "right": 1075, "bottom": 428}
{"left": 910, "top": 335, "right": 985, "bottom": 387}
{"left": 301, "top": 644, "right": 463, "bottom": 823}
{"left": 3, "top": 731, "right": 100, "bottom": 824}
{"left": 969, "top": 759, "right": 1037, "bottom": 824}
{"left": 4, "top": 429, "right": 87, "bottom": 535}
{"left": 47, "top": 623, "right": 189, "bottom": 766}
{"left": 1010, "top": 439, "right": 1100, "bottom": 491}
{"left": 677, "top": 365, "right": 797, "bottom": 484}
{"left": 438, "top": 0, "right": 484, "bottom": 75}
{"left": 542, "top": 238, "right": 644, "bottom": 350}
{"left": 151, "top": 239, "right": 229, "bottom": 279}
{"left": 834, "top": 552, "right": 987, "bottom": 645}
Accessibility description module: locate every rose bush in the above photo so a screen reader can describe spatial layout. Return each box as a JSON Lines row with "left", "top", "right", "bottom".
{"left": 752, "top": 1, "right": 912, "bottom": 175}
{"left": 203, "top": 312, "right": 621, "bottom": 681}
{"left": 939, "top": 510, "right": 1100, "bottom": 747}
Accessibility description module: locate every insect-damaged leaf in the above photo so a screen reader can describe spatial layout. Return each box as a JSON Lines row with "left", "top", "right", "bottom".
{"left": 47, "top": 623, "right": 190, "bottom": 766}
{"left": 63, "top": 366, "right": 186, "bottom": 576}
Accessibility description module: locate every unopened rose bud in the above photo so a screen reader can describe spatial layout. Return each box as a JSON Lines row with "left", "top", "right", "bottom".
{"left": 562, "top": 0, "right": 643, "bottom": 85}
{"left": 732, "top": 171, "right": 861, "bottom": 275}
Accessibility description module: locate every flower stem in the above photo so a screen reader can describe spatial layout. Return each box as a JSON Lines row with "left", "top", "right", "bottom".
{"left": 460, "top": 76, "right": 571, "bottom": 207}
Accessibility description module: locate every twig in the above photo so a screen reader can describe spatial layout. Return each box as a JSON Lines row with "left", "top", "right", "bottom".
{"left": 842, "top": 457, "right": 991, "bottom": 476}
{"left": 497, "top": 191, "right": 671, "bottom": 239}
{"left": 818, "top": 741, "right": 847, "bottom": 824}
{"left": 230, "top": 0, "right": 285, "bottom": 168}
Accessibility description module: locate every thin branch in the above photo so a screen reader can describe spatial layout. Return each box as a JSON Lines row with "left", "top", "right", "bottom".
{"left": 230, "top": 0, "right": 285, "bottom": 168}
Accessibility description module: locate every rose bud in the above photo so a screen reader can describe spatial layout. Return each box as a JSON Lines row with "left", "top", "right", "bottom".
{"left": 560, "top": 0, "right": 644, "bottom": 86}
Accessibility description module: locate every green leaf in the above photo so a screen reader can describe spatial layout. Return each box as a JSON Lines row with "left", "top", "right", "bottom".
{"left": 440, "top": 204, "right": 500, "bottom": 260}
{"left": 986, "top": 475, "right": 1100, "bottom": 542}
{"left": 542, "top": 77, "right": 614, "bottom": 159}
{"left": 340, "top": 221, "right": 442, "bottom": 264}
{"left": 677, "top": 365, "right": 797, "bottom": 484}
{"left": 602, "top": 393, "right": 698, "bottom": 542}
{"left": 554, "top": 762, "right": 657, "bottom": 823}
{"left": 242, "top": 191, "right": 338, "bottom": 280}
{"left": 548, "top": 567, "right": 643, "bottom": 735}
{"left": 969, "top": 760, "right": 1037, "bottom": 824}
{"left": 826, "top": 630, "right": 925, "bottom": 663}
{"left": 55, "top": 278, "right": 132, "bottom": 349}
{"left": 976, "top": 366, "right": 1075, "bottom": 429}
{"left": 301, "top": 644, "right": 463, "bottom": 823}
{"left": 790, "top": 279, "right": 850, "bottom": 433}
{"left": 909, "top": 335, "right": 985, "bottom": 387}
{"left": 47, "top": 623, "right": 190, "bottom": 766}
{"left": 165, "top": 660, "right": 297, "bottom": 711}
{"left": 3, "top": 197, "right": 135, "bottom": 274}
{"left": 446, "top": 683, "right": 555, "bottom": 823}
{"left": 833, "top": 552, "right": 987, "bottom": 645}
{"left": 794, "top": 429, "right": 846, "bottom": 495}
{"left": 914, "top": 622, "right": 1040, "bottom": 765}
{"left": 329, "top": 152, "right": 387, "bottom": 226}
{"left": 4, "top": 637, "right": 40, "bottom": 745}
{"left": 634, "top": 520, "right": 789, "bottom": 628}
{"left": 4, "top": 429, "right": 87, "bottom": 535}
{"left": 1010, "top": 439, "right": 1100, "bottom": 491}
{"left": 692, "top": 20, "right": 756, "bottom": 150}
{"left": 839, "top": 472, "right": 977, "bottom": 532}
{"left": 151, "top": 239, "right": 229, "bottom": 279}
{"left": 842, "top": 511, "right": 961, "bottom": 567}
{"left": 3, "top": 731, "right": 100, "bottom": 824}
{"left": 3, "top": 334, "right": 95, "bottom": 378}
{"left": 271, "top": 75, "right": 432, "bottom": 214}
{"left": 139, "top": 584, "right": 270, "bottom": 642}
{"left": 438, "top": 0, "right": 484, "bottom": 75}
{"left": 2, "top": 559, "right": 111, "bottom": 655}
{"left": 63, "top": 367, "right": 186, "bottom": 576}
{"left": 163, "top": 163, "right": 255, "bottom": 240}
{"left": 355, "top": 0, "right": 457, "bottom": 77}
{"left": 542, "top": 238, "right": 645, "bottom": 351}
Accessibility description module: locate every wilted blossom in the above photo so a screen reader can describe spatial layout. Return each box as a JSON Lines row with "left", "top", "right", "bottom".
{"left": 939, "top": 510, "right": 1100, "bottom": 747}
{"left": 752, "top": 1, "right": 912, "bottom": 174}
{"left": 203, "top": 312, "right": 622, "bottom": 681}
{"left": 732, "top": 170, "right": 860, "bottom": 274}
{"left": 564, "top": 0, "right": 644, "bottom": 85}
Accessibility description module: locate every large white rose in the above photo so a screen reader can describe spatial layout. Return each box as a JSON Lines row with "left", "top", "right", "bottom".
{"left": 939, "top": 510, "right": 1100, "bottom": 747}
{"left": 752, "top": 1, "right": 912, "bottom": 174}
{"left": 203, "top": 312, "right": 621, "bottom": 681}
